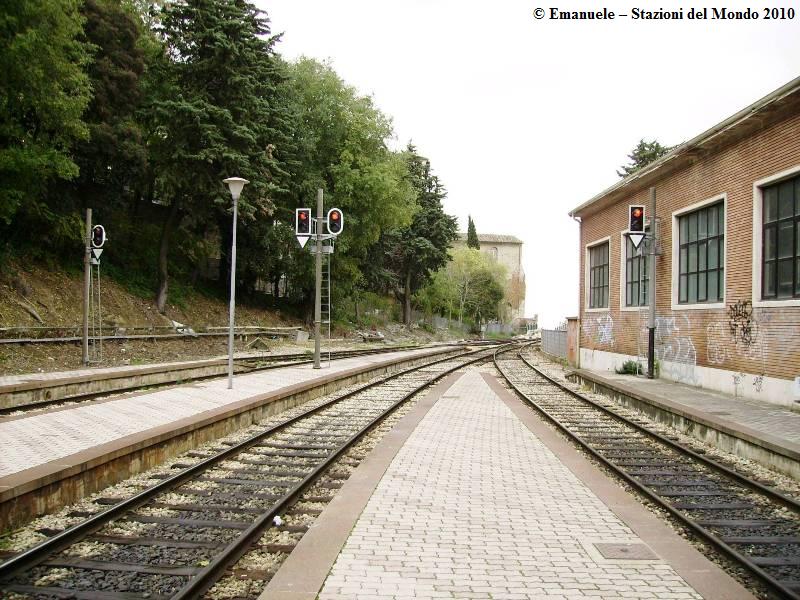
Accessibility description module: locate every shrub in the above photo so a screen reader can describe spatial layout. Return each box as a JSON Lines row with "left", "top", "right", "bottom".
{"left": 616, "top": 360, "right": 643, "bottom": 375}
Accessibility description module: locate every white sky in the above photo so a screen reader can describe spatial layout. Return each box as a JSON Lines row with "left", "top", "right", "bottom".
{"left": 259, "top": 0, "right": 800, "bottom": 327}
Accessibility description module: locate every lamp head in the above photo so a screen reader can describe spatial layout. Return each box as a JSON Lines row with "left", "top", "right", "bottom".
{"left": 223, "top": 177, "right": 250, "bottom": 201}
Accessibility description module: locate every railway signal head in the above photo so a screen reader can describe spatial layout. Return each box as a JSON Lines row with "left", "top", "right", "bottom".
{"left": 326, "top": 208, "right": 343, "bottom": 235}
{"left": 296, "top": 208, "right": 311, "bottom": 235}
{"left": 91, "top": 225, "right": 106, "bottom": 248}
{"left": 629, "top": 205, "right": 645, "bottom": 233}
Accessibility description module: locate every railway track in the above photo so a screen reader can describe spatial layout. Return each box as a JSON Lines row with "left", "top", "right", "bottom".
{"left": 0, "top": 344, "right": 504, "bottom": 598}
{"left": 494, "top": 345, "right": 800, "bottom": 599}
{"left": 0, "top": 343, "right": 467, "bottom": 416}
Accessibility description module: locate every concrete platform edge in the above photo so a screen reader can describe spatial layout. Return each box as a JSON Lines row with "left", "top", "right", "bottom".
{"left": 482, "top": 372, "right": 755, "bottom": 600}
{"left": 572, "top": 368, "right": 800, "bottom": 478}
{"left": 258, "top": 371, "right": 463, "bottom": 600}
{"left": 0, "top": 347, "right": 456, "bottom": 531}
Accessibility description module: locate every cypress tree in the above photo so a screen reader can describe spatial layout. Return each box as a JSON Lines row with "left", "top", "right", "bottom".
{"left": 467, "top": 215, "right": 480, "bottom": 249}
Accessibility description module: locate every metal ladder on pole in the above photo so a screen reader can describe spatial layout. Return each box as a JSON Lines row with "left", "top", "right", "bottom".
{"left": 320, "top": 247, "right": 332, "bottom": 366}
{"left": 88, "top": 262, "right": 103, "bottom": 362}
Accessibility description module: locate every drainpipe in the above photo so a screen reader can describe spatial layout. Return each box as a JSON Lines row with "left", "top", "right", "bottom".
{"left": 571, "top": 214, "right": 582, "bottom": 368}
{"left": 647, "top": 187, "right": 657, "bottom": 379}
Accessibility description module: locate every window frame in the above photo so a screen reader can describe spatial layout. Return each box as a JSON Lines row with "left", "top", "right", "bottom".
{"left": 752, "top": 165, "right": 800, "bottom": 307}
{"left": 620, "top": 228, "right": 650, "bottom": 310}
{"left": 671, "top": 194, "right": 727, "bottom": 311}
{"left": 585, "top": 237, "right": 610, "bottom": 311}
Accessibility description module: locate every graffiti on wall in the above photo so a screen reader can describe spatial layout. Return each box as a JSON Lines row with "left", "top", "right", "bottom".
{"left": 706, "top": 322, "right": 728, "bottom": 365}
{"left": 586, "top": 300, "right": 775, "bottom": 396}
{"left": 707, "top": 302, "right": 767, "bottom": 367}
{"left": 653, "top": 314, "right": 699, "bottom": 385}
{"left": 582, "top": 314, "right": 615, "bottom": 348}
{"left": 728, "top": 300, "right": 757, "bottom": 347}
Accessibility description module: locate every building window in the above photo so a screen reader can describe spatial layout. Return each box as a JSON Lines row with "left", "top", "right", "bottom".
{"left": 678, "top": 201, "right": 724, "bottom": 304}
{"left": 762, "top": 174, "right": 800, "bottom": 299}
{"left": 589, "top": 242, "right": 609, "bottom": 308}
{"left": 625, "top": 235, "right": 648, "bottom": 307}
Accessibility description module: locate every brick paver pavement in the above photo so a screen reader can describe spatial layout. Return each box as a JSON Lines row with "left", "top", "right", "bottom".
{"left": 0, "top": 348, "right": 439, "bottom": 479}
{"left": 318, "top": 369, "right": 703, "bottom": 599}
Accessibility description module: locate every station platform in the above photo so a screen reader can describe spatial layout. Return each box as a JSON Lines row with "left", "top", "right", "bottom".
{"left": 569, "top": 367, "right": 800, "bottom": 479}
{"left": 0, "top": 346, "right": 454, "bottom": 529}
{"left": 262, "top": 368, "right": 752, "bottom": 600}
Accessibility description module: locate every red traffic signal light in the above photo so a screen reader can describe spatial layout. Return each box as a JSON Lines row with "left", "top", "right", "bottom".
{"left": 326, "top": 208, "right": 343, "bottom": 235}
{"left": 91, "top": 225, "right": 106, "bottom": 248}
{"left": 296, "top": 208, "right": 311, "bottom": 235}
{"left": 629, "top": 205, "right": 645, "bottom": 233}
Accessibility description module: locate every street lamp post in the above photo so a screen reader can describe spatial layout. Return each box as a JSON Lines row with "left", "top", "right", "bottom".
{"left": 223, "top": 177, "right": 249, "bottom": 389}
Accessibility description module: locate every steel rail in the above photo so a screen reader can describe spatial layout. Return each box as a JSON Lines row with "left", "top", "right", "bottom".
{"left": 516, "top": 349, "right": 800, "bottom": 513}
{"left": 0, "top": 343, "right": 502, "bottom": 588}
{"left": 494, "top": 346, "right": 800, "bottom": 600}
{"left": 172, "top": 344, "right": 509, "bottom": 599}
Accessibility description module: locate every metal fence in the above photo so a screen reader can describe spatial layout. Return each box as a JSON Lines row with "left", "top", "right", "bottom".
{"left": 485, "top": 322, "right": 515, "bottom": 336}
{"left": 541, "top": 327, "right": 567, "bottom": 359}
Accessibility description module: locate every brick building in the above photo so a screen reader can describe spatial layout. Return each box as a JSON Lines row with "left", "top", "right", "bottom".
{"left": 569, "top": 76, "right": 800, "bottom": 407}
{"left": 454, "top": 233, "right": 526, "bottom": 321}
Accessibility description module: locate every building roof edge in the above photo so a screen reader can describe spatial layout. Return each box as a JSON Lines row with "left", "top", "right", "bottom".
{"left": 568, "top": 75, "right": 800, "bottom": 218}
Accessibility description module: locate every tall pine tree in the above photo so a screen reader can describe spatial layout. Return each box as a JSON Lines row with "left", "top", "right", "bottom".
{"left": 617, "top": 139, "right": 672, "bottom": 178}
{"left": 144, "top": 0, "right": 289, "bottom": 312}
{"left": 67, "top": 0, "right": 147, "bottom": 217}
{"left": 386, "top": 145, "right": 458, "bottom": 327}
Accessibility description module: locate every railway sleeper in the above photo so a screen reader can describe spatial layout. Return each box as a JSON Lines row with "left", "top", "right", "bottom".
{"left": 148, "top": 502, "right": 265, "bottom": 515}
{"left": 178, "top": 488, "right": 282, "bottom": 502}
{"left": 125, "top": 515, "right": 250, "bottom": 529}
{"left": 2, "top": 584, "right": 168, "bottom": 600}
{"left": 90, "top": 535, "right": 225, "bottom": 549}
{"left": 43, "top": 557, "right": 199, "bottom": 577}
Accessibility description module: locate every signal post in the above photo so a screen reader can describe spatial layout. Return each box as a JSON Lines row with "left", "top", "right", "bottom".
{"left": 314, "top": 190, "right": 323, "bottom": 369}
{"left": 626, "top": 192, "right": 657, "bottom": 379}
{"left": 82, "top": 210, "right": 92, "bottom": 365}
{"left": 296, "top": 190, "right": 343, "bottom": 369}
{"left": 83, "top": 213, "right": 107, "bottom": 365}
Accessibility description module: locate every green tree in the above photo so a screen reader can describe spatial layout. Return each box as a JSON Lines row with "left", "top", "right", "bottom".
{"left": 0, "top": 0, "right": 91, "bottom": 239}
{"left": 384, "top": 146, "right": 458, "bottom": 327}
{"left": 144, "top": 0, "right": 289, "bottom": 312}
{"left": 67, "top": 0, "right": 147, "bottom": 214}
{"left": 430, "top": 246, "right": 506, "bottom": 327}
{"left": 415, "top": 266, "right": 458, "bottom": 322}
{"left": 466, "top": 215, "right": 480, "bottom": 249}
{"left": 617, "top": 139, "right": 672, "bottom": 178}
{"left": 281, "top": 58, "right": 416, "bottom": 313}
{"left": 465, "top": 267, "right": 504, "bottom": 328}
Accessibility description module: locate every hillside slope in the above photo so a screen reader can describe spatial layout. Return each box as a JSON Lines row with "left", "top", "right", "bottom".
{"left": 0, "top": 261, "right": 306, "bottom": 375}
{"left": 0, "top": 262, "right": 295, "bottom": 330}
{"left": 0, "top": 262, "right": 453, "bottom": 376}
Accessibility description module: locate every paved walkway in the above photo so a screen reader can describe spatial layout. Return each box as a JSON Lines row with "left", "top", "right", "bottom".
{"left": 0, "top": 347, "right": 438, "bottom": 479}
{"left": 317, "top": 371, "right": 705, "bottom": 599}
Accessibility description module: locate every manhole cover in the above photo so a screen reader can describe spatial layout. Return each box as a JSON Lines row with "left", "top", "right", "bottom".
{"left": 594, "top": 543, "right": 657, "bottom": 560}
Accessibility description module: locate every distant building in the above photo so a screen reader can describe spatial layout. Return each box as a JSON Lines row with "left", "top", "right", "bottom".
{"left": 454, "top": 233, "right": 526, "bottom": 321}
{"left": 569, "top": 75, "right": 800, "bottom": 406}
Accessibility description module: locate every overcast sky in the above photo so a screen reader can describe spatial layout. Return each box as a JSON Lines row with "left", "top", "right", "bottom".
{"left": 259, "top": 0, "right": 800, "bottom": 327}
